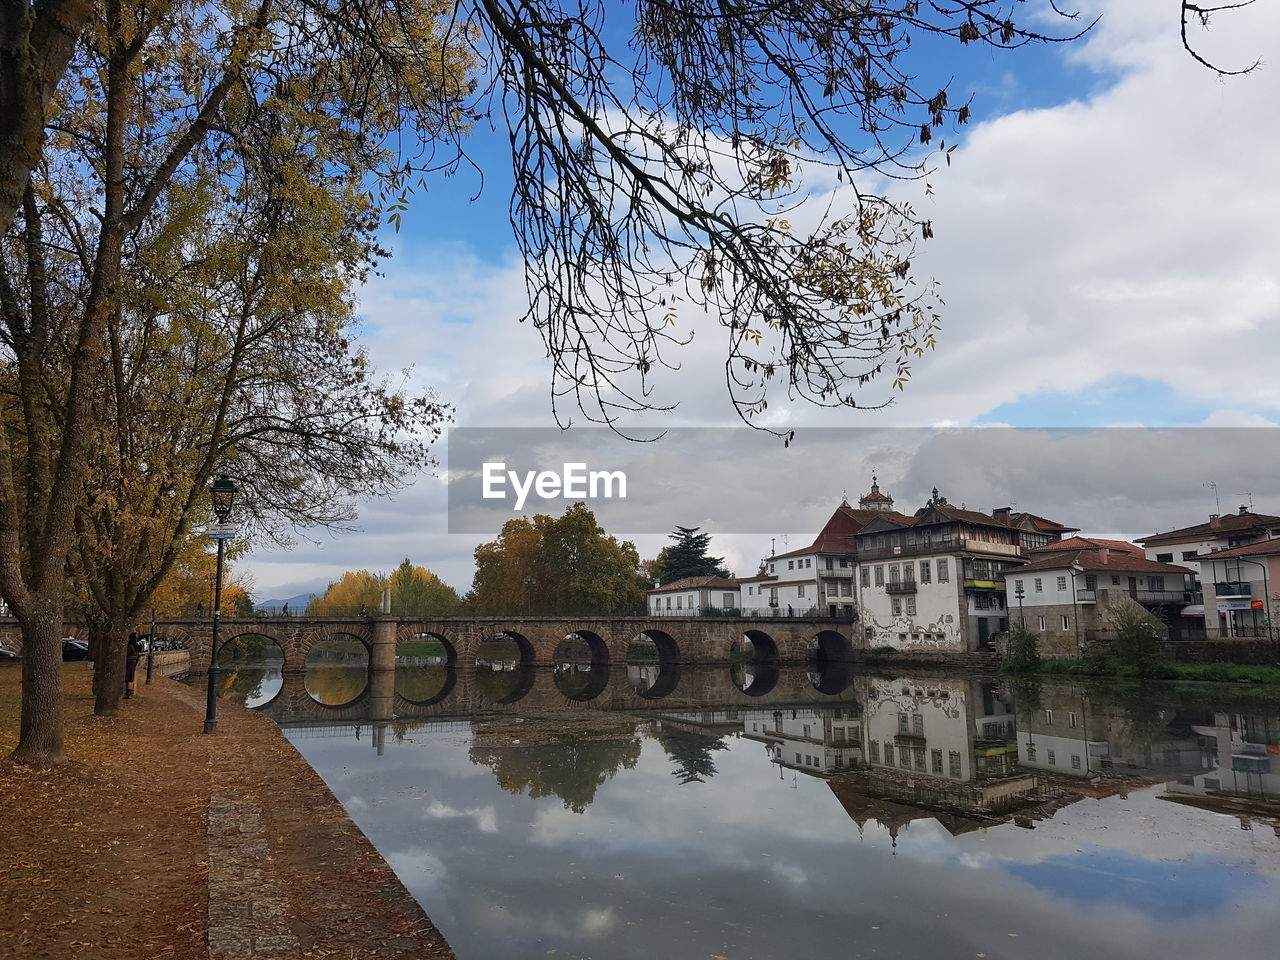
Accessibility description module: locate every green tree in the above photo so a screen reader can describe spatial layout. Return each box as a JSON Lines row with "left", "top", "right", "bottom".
{"left": 1105, "top": 597, "right": 1168, "bottom": 677}
{"left": 389, "top": 558, "right": 464, "bottom": 616}
{"left": 650, "top": 526, "right": 731, "bottom": 585}
{"left": 1003, "top": 624, "right": 1042, "bottom": 674}
{"left": 471, "top": 503, "right": 645, "bottom": 615}
{"left": 470, "top": 729, "right": 643, "bottom": 814}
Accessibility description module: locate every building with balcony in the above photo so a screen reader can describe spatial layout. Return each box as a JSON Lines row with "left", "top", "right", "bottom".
{"left": 1198, "top": 539, "right": 1280, "bottom": 640}
{"left": 1002, "top": 539, "right": 1195, "bottom": 654}
{"left": 740, "top": 477, "right": 914, "bottom": 618}
{"left": 854, "top": 488, "right": 1072, "bottom": 652}
{"left": 1137, "top": 505, "right": 1280, "bottom": 589}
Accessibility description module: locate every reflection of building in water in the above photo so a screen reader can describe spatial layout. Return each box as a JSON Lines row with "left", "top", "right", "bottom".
{"left": 1164, "top": 713, "right": 1280, "bottom": 831}
{"left": 1018, "top": 686, "right": 1209, "bottom": 781}
{"left": 741, "top": 705, "right": 863, "bottom": 774}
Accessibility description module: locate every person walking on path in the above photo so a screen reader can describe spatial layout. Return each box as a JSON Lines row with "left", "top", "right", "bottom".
{"left": 124, "top": 633, "right": 144, "bottom": 699}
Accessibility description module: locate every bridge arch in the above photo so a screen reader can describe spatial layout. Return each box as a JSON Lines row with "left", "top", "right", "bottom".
{"left": 734, "top": 629, "right": 779, "bottom": 662}
{"left": 395, "top": 625, "right": 461, "bottom": 666}
{"left": 554, "top": 630, "right": 610, "bottom": 667}
{"left": 395, "top": 663, "right": 457, "bottom": 706}
{"left": 303, "top": 632, "right": 370, "bottom": 707}
{"left": 475, "top": 629, "right": 535, "bottom": 667}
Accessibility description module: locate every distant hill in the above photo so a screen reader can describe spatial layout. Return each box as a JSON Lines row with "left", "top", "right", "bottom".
{"left": 256, "top": 592, "right": 318, "bottom": 615}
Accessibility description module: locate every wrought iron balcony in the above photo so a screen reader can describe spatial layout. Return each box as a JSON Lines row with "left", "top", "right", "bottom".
{"left": 885, "top": 581, "right": 917, "bottom": 594}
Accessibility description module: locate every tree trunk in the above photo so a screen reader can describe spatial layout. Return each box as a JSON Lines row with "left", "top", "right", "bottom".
{"left": 92, "top": 622, "right": 126, "bottom": 717}
{"left": 9, "top": 607, "right": 64, "bottom": 766}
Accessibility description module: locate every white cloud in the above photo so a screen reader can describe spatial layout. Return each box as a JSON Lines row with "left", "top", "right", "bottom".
{"left": 243, "top": 0, "right": 1280, "bottom": 595}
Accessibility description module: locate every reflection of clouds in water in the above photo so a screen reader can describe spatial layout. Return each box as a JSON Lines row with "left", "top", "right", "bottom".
{"left": 769, "top": 863, "right": 808, "bottom": 887}
{"left": 579, "top": 906, "right": 616, "bottom": 937}
{"left": 424, "top": 799, "right": 498, "bottom": 833}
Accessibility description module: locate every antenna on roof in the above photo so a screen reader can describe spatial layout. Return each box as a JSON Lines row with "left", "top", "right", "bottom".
{"left": 1206, "top": 481, "right": 1221, "bottom": 514}
{"left": 1237, "top": 492, "right": 1254, "bottom": 510}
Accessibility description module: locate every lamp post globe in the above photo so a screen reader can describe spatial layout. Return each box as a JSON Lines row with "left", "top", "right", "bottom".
{"left": 203, "top": 475, "right": 238, "bottom": 734}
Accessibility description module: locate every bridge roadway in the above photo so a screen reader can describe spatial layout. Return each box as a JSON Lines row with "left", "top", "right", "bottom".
{"left": 2, "top": 615, "right": 863, "bottom": 671}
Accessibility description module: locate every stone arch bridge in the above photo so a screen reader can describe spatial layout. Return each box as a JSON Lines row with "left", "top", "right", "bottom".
{"left": 0, "top": 615, "right": 863, "bottom": 670}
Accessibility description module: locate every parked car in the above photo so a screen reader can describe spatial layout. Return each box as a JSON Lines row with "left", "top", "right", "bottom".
{"left": 61, "top": 638, "right": 89, "bottom": 661}
{"left": 0, "top": 644, "right": 19, "bottom": 661}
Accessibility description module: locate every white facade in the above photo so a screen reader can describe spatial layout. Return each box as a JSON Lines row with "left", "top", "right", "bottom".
{"left": 647, "top": 581, "right": 741, "bottom": 616}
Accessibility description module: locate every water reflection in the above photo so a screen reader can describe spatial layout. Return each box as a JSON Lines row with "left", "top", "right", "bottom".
{"left": 552, "top": 661, "right": 609, "bottom": 701}
{"left": 469, "top": 718, "right": 641, "bottom": 813}
{"left": 473, "top": 661, "right": 535, "bottom": 704}
{"left": 626, "top": 661, "right": 680, "bottom": 698}
{"left": 730, "top": 659, "right": 778, "bottom": 696}
{"left": 282, "top": 669, "right": 1280, "bottom": 960}
{"left": 216, "top": 634, "right": 284, "bottom": 707}
{"left": 394, "top": 662, "right": 455, "bottom": 704}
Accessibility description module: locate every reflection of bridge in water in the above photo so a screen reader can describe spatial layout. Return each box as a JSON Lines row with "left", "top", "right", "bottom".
{"left": 255, "top": 661, "right": 870, "bottom": 727}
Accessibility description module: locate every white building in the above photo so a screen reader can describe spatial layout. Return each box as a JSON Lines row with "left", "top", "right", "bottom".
{"left": 646, "top": 576, "right": 742, "bottom": 616}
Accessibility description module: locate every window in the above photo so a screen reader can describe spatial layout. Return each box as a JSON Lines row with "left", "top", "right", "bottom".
{"left": 1071, "top": 754, "right": 1082, "bottom": 770}
{"left": 1060, "top": 614, "right": 1070, "bottom": 630}
{"left": 665, "top": 596, "right": 671, "bottom": 609}
{"left": 839, "top": 558, "right": 849, "bottom": 568}
{"left": 748, "top": 586, "right": 754, "bottom": 596}
{"left": 1034, "top": 578, "right": 1043, "bottom": 592}
{"left": 806, "top": 558, "right": 812, "bottom": 568}
{"left": 1181, "top": 550, "right": 1199, "bottom": 560}
{"left": 1156, "top": 553, "right": 1173, "bottom": 563}
{"left": 884, "top": 744, "right": 895, "bottom": 766}
{"left": 920, "top": 561, "right": 931, "bottom": 583}
{"left": 1044, "top": 709, "right": 1053, "bottom": 724}
{"left": 1037, "top": 615, "right": 1046, "bottom": 631}
{"left": 912, "top": 714, "right": 924, "bottom": 735}
{"left": 906, "top": 597, "right": 917, "bottom": 616}
{"left": 888, "top": 563, "right": 900, "bottom": 584}
{"left": 1026, "top": 743, "right": 1037, "bottom": 761}
{"left": 1056, "top": 575, "right": 1067, "bottom": 591}
{"left": 898, "top": 713, "right": 910, "bottom": 733}
{"left": 795, "top": 753, "right": 802, "bottom": 763}
{"left": 861, "top": 567, "right": 871, "bottom": 588}
{"left": 797, "top": 584, "right": 806, "bottom": 598}
{"left": 803, "top": 724, "right": 811, "bottom": 738}
{"left": 937, "top": 559, "right": 949, "bottom": 582}
{"left": 769, "top": 563, "right": 775, "bottom": 573}
{"left": 1112, "top": 575, "right": 1120, "bottom": 585}
{"left": 1014, "top": 578, "right": 1023, "bottom": 593}
{"left": 931, "top": 749, "right": 943, "bottom": 773}
{"left": 983, "top": 722, "right": 999, "bottom": 737}
{"left": 841, "top": 581, "right": 852, "bottom": 597}
{"left": 1069, "top": 711, "right": 1078, "bottom": 728}
{"left": 875, "top": 565, "right": 885, "bottom": 586}
{"left": 723, "top": 593, "right": 734, "bottom": 608}
{"left": 948, "top": 750, "right": 962, "bottom": 777}
{"left": 770, "top": 587, "right": 778, "bottom": 605}
{"left": 1047, "top": 749, "right": 1056, "bottom": 765}
{"left": 914, "top": 748, "right": 926, "bottom": 771}
{"left": 892, "top": 598, "right": 902, "bottom": 616}
{"left": 825, "top": 558, "right": 834, "bottom": 570}
{"left": 676, "top": 595, "right": 682, "bottom": 609}
{"left": 1084, "top": 574, "right": 1097, "bottom": 590}
{"left": 1148, "top": 575, "right": 1164, "bottom": 591}
{"left": 869, "top": 740, "right": 880, "bottom": 762}
{"left": 788, "top": 560, "right": 794, "bottom": 570}
{"left": 903, "top": 562, "right": 915, "bottom": 583}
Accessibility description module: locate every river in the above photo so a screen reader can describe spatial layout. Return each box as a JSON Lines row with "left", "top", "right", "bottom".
{"left": 205, "top": 659, "right": 1280, "bottom": 960}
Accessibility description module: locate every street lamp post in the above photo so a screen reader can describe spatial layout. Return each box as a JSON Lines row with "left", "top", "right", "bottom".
{"left": 1014, "top": 583, "right": 1026, "bottom": 629}
{"left": 524, "top": 576, "right": 537, "bottom": 613}
{"left": 145, "top": 607, "right": 156, "bottom": 685}
{"left": 202, "top": 476, "right": 238, "bottom": 735}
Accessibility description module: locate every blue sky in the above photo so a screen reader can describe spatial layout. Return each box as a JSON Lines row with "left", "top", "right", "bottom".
{"left": 247, "top": 0, "right": 1280, "bottom": 600}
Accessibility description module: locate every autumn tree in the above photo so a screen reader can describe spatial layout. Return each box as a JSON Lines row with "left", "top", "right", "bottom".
{"left": 0, "top": 0, "right": 469, "bottom": 762}
{"left": 389, "top": 558, "right": 465, "bottom": 617}
{"left": 308, "top": 571, "right": 387, "bottom": 617}
{"left": 650, "top": 526, "right": 730, "bottom": 585}
{"left": 471, "top": 503, "right": 646, "bottom": 615}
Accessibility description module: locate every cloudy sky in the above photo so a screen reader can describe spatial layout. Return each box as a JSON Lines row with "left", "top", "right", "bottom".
{"left": 245, "top": 0, "right": 1280, "bottom": 603}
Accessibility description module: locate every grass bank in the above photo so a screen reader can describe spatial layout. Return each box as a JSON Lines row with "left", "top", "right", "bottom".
{"left": 1007, "top": 657, "right": 1280, "bottom": 686}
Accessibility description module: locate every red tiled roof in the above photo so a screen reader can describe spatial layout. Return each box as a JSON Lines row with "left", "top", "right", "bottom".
{"left": 1138, "top": 510, "right": 1280, "bottom": 547}
{"left": 1008, "top": 512, "right": 1079, "bottom": 534}
{"left": 648, "top": 575, "right": 742, "bottom": 593}
{"left": 1195, "top": 539, "right": 1280, "bottom": 560}
{"left": 1011, "top": 549, "right": 1193, "bottom": 577}
{"left": 1032, "top": 537, "right": 1144, "bottom": 557}
{"left": 767, "top": 505, "right": 916, "bottom": 560}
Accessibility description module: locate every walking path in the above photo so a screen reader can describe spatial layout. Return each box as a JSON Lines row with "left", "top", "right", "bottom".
{"left": 0, "top": 663, "right": 455, "bottom": 960}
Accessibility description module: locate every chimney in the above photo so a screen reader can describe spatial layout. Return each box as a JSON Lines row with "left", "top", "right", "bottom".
{"left": 993, "top": 507, "right": 1012, "bottom": 523}
{"left": 1209, "top": 515, "right": 1221, "bottom": 529}
{"left": 1239, "top": 505, "right": 1249, "bottom": 515}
